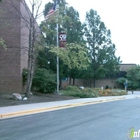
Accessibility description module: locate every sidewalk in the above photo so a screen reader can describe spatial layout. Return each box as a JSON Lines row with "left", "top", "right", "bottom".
{"left": 0, "top": 92, "right": 140, "bottom": 119}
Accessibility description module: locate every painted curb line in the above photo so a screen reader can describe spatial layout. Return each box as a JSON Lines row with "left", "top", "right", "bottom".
{"left": 0, "top": 97, "right": 126, "bottom": 119}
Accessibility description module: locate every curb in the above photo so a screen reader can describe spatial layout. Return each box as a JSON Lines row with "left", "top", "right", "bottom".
{"left": 0, "top": 97, "right": 125, "bottom": 119}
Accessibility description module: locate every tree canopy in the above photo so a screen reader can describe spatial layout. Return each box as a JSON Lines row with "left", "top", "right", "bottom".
{"left": 37, "top": 1, "right": 121, "bottom": 88}
{"left": 83, "top": 9, "right": 121, "bottom": 87}
{"left": 40, "top": 0, "right": 90, "bottom": 84}
{"left": 126, "top": 65, "right": 140, "bottom": 89}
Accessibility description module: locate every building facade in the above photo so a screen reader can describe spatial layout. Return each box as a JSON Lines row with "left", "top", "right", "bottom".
{"left": 0, "top": 0, "right": 33, "bottom": 93}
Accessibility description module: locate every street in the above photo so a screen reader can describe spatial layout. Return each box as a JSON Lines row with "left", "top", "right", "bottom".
{"left": 0, "top": 98, "right": 140, "bottom": 140}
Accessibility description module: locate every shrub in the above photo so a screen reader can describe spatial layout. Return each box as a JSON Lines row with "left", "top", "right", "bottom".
{"left": 105, "top": 85, "right": 109, "bottom": 89}
{"left": 62, "top": 86, "right": 126, "bottom": 98}
{"left": 62, "top": 91, "right": 98, "bottom": 98}
{"left": 116, "top": 77, "right": 126, "bottom": 88}
{"left": 62, "top": 86, "right": 99, "bottom": 98}
{"left": 65, "top": 85, "right": 81, "bottom": 92}
{"left": 32, "top": 68, "right": 56, "bottom": 93}
{"left": 99, "top": 89, "right": 126, "bottom": 96}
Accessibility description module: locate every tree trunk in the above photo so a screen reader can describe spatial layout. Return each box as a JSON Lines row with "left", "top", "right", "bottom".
{"left": 73, "top": 78, "right": 75, "bottom": 85}
{"left": 69, "top": 77, "right": 71, "bottom": 85}
{"left": 25, "top": 5, "right": 35, "bottom": 97}
{"left": 59, "top": 78, "right": 62, "bottom": 89}
{"left": 89, "top": 79, "right": 91, "bottom": 88}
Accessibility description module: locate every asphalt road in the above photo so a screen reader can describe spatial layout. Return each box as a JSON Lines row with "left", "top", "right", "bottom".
{"left": 0, "top": 98, "right": 140, "bottom": 140}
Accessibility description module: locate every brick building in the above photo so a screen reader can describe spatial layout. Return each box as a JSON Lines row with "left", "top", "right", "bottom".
{"left": 0, "top": 0, "right": 40, "bottom": 93}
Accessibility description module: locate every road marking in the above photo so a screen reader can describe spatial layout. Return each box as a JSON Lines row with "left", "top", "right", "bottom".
{"left": 0, "top": 97, "right": 125, "bottom": 119}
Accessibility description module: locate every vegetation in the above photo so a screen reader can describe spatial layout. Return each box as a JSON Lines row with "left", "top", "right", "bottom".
{"left": 0, "top": 38, "right": 6, "bottom": 49}
{"left": 83, "top": 9, "right": 121, "bottom": 87}
{"left": 126, "top": 65, "right": 140, "bottom": 89}
{"left": 116, "top": 77, "right": 126, "bottom": 88}
{"left": 38, "top": 0, "right": 121, "bottom": 90}
{"left": 116, "top": 65, "right": 140, "bottom": 90}
{"left": 32, "top": 68, "right": 56, "bottom": 93}
{"left": 62, "top": 86, "right": 99, "bottom": 98}
{"left": 98, "top": 89, "right": 126, "bottom": 96}
{"left": 61, "top": 86, "right": 126, "bottom": 98}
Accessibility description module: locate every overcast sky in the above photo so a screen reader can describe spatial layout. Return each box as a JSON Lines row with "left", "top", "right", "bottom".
{"left": 26, "top": 0, "right": 140, "bottom": 65}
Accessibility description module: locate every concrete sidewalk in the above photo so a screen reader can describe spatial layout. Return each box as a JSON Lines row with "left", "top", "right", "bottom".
{"left": 0, "top": 93, "right": 140, "bottom": 119}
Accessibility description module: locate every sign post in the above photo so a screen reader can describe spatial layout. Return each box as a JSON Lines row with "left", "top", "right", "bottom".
{"left": 59, "top": 32, "right": 66, "bottom": 48}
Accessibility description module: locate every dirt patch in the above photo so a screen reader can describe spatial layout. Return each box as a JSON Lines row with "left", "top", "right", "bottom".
{"left": 0, "top": 93, "right": 79, "bottom": 107}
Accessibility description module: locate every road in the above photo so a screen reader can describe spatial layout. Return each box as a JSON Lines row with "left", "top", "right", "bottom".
{"left": 0, "top": 98, "right": 140, "bottom": 140}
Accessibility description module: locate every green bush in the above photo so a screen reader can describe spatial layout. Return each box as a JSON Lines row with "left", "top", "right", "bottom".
{"left": 32, "top": 68, "right": 56, "bottom": 93}
{"left": 62, "top": 86, "right": 126, "bottom": 98}
{"left": 105, "top": 85, "right": 109, "bottom": 89}
{"left": 62, "top": 86, "right": 99, "bottom": 98}
{"left": 82, "top": 88, "right": 99, "bottom": 97}
{"left": 65, "top": 85, "right": 81, "bottom": 92}
{"left": 62, "top": 91, "right": 98, "bottom": 98}
{"left": 116, "top": 77, "right": 126, "bottom": 88}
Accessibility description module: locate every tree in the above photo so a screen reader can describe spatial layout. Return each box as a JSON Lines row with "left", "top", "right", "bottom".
{"left": 84, "top": 9, "right": 121, "bottom": 87}
{"left": 41, "top": 0, "right": 89, "bottom": 87}
{"left": 116, "top": 77, "right": 126, "bottom": 89}
{"left": 62, "top": 6, "right": 86, "bottom": 85}
{"left": 126, "top": 65, "right": 140, "bottom": 89}
{"left": 24, "top": 0, "right": 43, "bottom": 97}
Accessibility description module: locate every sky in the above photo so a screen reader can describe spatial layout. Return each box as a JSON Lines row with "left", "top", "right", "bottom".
{"left": 26, "top": 0, "right": 140, "bottom": 65}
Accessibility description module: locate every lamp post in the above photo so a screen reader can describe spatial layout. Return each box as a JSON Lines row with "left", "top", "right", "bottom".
{"left": 56, "top": 22, "right": 59, "bottom": 93}
{"left": 56, "top": 0, "right": 59, "bottom": 93}
{"left": 45, "top": 0, "right": 59, "bottom": 93}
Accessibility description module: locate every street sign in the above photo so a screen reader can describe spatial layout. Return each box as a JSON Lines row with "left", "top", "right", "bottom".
{"left": 59, "top": 32, "right": 66, "bottom": 48}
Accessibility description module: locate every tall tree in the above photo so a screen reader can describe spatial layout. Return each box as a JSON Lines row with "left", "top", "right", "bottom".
{"left": 41, "top": 0, "right": 88, "bottom": 87}
{"left": 62, "top": 6, "right": 86, "bottom": 85}
{"left": 84, "top": 9, "right": 121, "bottom": 87}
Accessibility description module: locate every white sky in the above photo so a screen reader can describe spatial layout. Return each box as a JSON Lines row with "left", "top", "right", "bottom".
{"left": 26, "top": 0, "right": 140, "bottom": 65}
